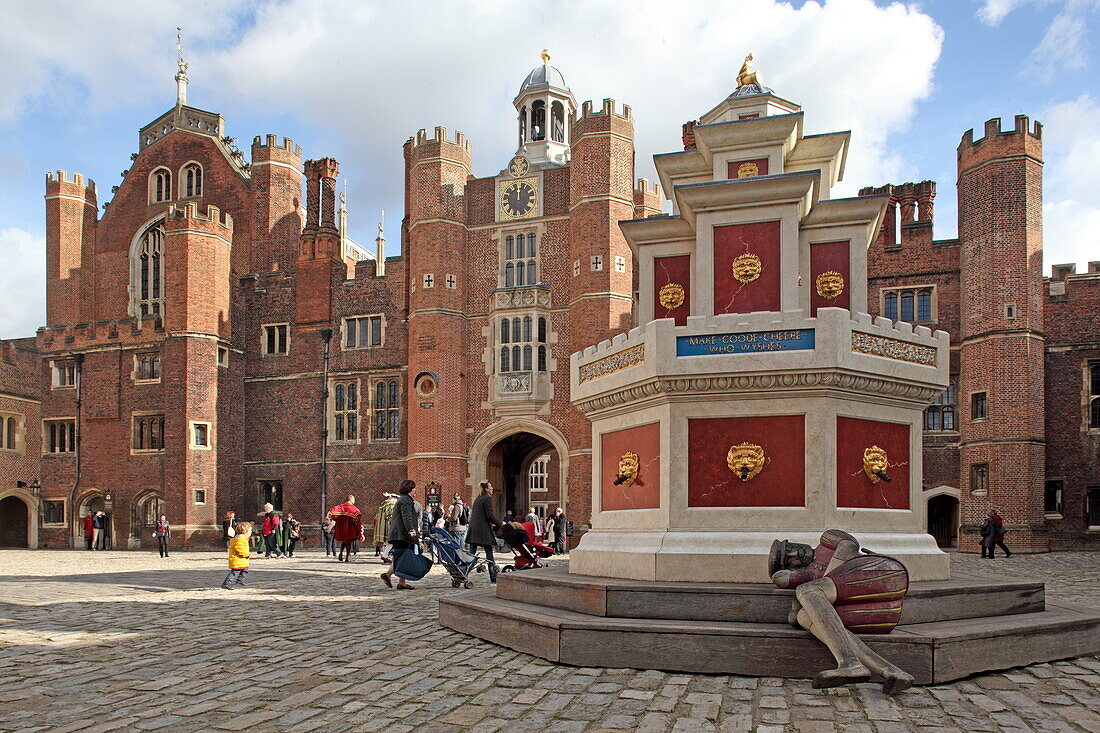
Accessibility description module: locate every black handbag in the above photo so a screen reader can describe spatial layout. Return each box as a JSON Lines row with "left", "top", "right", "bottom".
{"left": 394, "top": 543, "right": 433, "bottom": 581}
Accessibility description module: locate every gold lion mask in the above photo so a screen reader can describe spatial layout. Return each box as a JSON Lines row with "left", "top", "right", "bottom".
{"left": 658, "top": 282, "right": 685, "bottom": 310}
{"left": 863, "top": 446, "right": 891, "bottom": 483}
{"left": 732, "top": 253, "right": 762, "bottom": 284}
{"left": 616, "top": 452, "right": 640, "bottom": 486}
{"left": 727, "top": 443, "right": 765, "bottom": 481}
{"left": 815, "top": 270, "right": 845, "bottom": 301}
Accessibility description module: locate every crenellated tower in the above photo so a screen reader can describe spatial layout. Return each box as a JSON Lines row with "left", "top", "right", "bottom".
{"left": 957, "top": 116, "right": 1046, "bottom": 551}
{"left": 404, "top": 126, "right": 472, "bottom": 501}
{"left": 250, "top": 135, "right": 303, "bottom": 275}
{"left": 44, "top": 171, "right": 98, "bottom": 327}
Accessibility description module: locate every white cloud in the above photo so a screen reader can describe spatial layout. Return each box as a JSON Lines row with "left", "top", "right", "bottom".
{"left": 1040, "top": 93, "right": 1100, "bottom": 272}
{"left": 978, "top": 0, "right": 1030, "bottom": 25}
{"left": 0, "top": 228, "right": 45, "bottom": 339}
{"left": 974, "top": 0, "right": 1100, "bottom": 76}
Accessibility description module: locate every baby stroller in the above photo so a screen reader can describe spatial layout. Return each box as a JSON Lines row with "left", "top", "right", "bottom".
{"left": 427, "top": 527, "right": 487, "bottom": 588}
{"left": 499, "top": 521, "right": 555, "bottom": 572}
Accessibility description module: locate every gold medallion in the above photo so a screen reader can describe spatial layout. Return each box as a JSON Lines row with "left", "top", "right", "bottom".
{"left": 815, "top": 270, "right": 845, "bottom": 301}
{"left": 863, "top": 446, "right": 890, "bottom": 483}
{"left": 732, "top": 253, "right": 762, "bottom": 284}
{"left": 508, "top": 156, "right": 530, "bottom": 178}
{"left": 727, "top": 443, "right": 765, "bottom": 482}
{"left": 658, "top": 282, "right": 685, "bottom": 310}
{"left": 736, "top": 161, "right": 760, "bottom": 178}
{"left": 617, "top": 452, "right": 640, "bottom": 487}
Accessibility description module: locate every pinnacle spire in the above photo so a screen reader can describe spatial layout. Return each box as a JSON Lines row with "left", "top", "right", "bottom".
{"left": 175, "top": 27, "right": 189, "bottom": 107}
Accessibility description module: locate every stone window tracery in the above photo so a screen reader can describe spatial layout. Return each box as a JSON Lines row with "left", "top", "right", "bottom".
{"left": 181, "top": 162, "right": 203, "bottom": 198}
{"left": 135, "top": 353, "right": 161, "bottom": 382}
{"left": 498, "top": 315, "right": 548, "bottom": 374}
{"left": 503, "top": 233, "right": 538, "bottom": 287}
{"left": 45, "top": 419, "right": 75, "bottom": 454}
{"left": 150, "top": 168, "right": 172, "bottom": 203}
{"left": 132, "top": 414, "right": 166, "bottom": 452}
{"left": 134, "top": 224, "right": 165, "bottom": 318}
{"left": 332, "top": 380, "right": 359, "bottom": 443}
{"left": 529, "top": 454, "right": 550, "bottom": 492}
{"left": 373, "top": 379, "right": 400, "bottom": 441}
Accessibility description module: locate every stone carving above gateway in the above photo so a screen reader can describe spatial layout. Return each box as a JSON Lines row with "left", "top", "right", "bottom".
{"left": 851, "top": 331, "right": 937, "bottom": 366}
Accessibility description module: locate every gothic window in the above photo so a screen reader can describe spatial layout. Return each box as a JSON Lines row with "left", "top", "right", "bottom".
{"left": 500, "top": 320, "right": 510, "bottom": 344}
{"left": 191, "top": 422, "right": 211, "bottom": 448}
{"left": 181, "top": 163, "right": 203, "bottom": 198}
{"left": 538, "top": 345, "right": 547, "bottom": 371}
{"left": 150, "top": 168, "right": 172, "bottom": 203}
{"left": 373, "top": 379, "right": 400, "bottom": 441}
{"left": 512, "top": 317, "right": 521, "bottom": 342}
{"left": 132, "top": 414, "right": 166, "bottom": 451}
{"left": 1090, "top": 364, "right": 1100, "bottom": 429}
{"left": 259, "top": 481, "right": 283, "bottom": 512}
{"left": 538, "top": 317, "right": 547, "bottom": 343}
{"left": 971, "top": 391, "right": 988, "bottom": 421}
{"left": 45, "top": 419, "right": 75, "bottom": 454}
{"left": 500, "top": 347, "right": 510, "bottom": 372}
{"left": 519, "top": 105, "right": 527, "bottom": 146}
{"left": 531, "top": 100, "right": 546, "bottom": 141}
{"left": 925, "top": 380, "right": 956, "bottom": 431}
{"left": 503, "top": 233, "right": 539, "bottom": 287}
{"left": 332, "top": 380, "right": 359, "bottom": 443}
{"left": 263, "top": 324, "right": 289, "bottom": 355}
{"left": 529, "top": 454, "right": 550, "bottom": 492}
{"left": 498, "top": 316, "right": 547, "bottom": 373}
{"left": 141, "top": 495, "right": 167, "bottom": 526}
{"left": 882, "top": 286, "right": 935, "bottom": 324}
{"left": 134, "top": 224, "right": 165, "bottom": 318}
{"left": 970, "top": 463, "right": 989, "bottom": 495}
{"left": 42, "top": 501, "right": 64, "bottom": 524}
{"left": 0, "top": 414, "right": 19, "bottom": 451}
{"left": 344, "top": 315, "right": 383, "bottom": 349}
{"left": 523, "top": 316, "right": 532, "bottom": 342}
{"left": 134, "top": 353, "right": 161, "bottom": 382}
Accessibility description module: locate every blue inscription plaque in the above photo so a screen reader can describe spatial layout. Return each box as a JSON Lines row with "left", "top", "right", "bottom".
{"left": 676, "top": 328, "right": 815, "bottom": 357}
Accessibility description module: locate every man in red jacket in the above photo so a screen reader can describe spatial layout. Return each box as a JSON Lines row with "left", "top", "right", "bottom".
{"left": 82, "top": 511, "right": 95, "bottom": 550}
{"left": 330, "top": 495, "right": 363, "bottom": 562}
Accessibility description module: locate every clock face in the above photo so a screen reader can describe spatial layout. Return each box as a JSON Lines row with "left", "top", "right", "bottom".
{"left": 508, "top": 156, "right": 530, "bottom": 177}
{"left": 500, "top": 179, "right": 538, "bottom": 220}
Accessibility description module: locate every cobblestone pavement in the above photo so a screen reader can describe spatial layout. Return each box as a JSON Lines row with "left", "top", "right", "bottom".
{"left": 0, "top": 549, "right": 1097, "bottom": 732}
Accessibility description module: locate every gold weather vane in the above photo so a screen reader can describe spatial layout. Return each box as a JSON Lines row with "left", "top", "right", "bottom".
{"left": 541, "top": 49, "right": 551, "bottom": 64}
{"left": 737, "top": 53, "right": 762, "bottom": 87}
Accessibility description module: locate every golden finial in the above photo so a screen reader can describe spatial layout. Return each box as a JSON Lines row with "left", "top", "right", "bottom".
{"left": 541, "top": 49, "right": 551, "bottom": 64}
{"left": 737, "top": 53, "right": 762, "bottom": 87}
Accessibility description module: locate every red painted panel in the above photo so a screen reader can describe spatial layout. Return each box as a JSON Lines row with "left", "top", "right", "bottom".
{"left": 653, "top": 255, "right": 691, "bottom": 326}
{"left": 601, "top": 422, "right": 661, "bottom": 511}
{"left": 726, "top": 157, "right": 769, "bottom": 179}
{"left": 687, "top": 415, "right": 805, "bottom": 507}
{"left": 836, "top": 417, "right": 910, "bottom": 510}
{"left": 810, "top": 240, "right": 851, "bottom": 316}
{"left": 713, "top": 221, "right": 781, "bottom": 315}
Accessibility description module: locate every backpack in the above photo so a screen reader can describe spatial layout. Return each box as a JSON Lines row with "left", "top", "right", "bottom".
{"left": 460, "top": 505, "right": 471, "bottom": 526}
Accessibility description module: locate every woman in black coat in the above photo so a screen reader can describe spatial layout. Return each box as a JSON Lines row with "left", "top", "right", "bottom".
{"left": 468, "top": 481, "right": 503, "bottom": 582}
{"left": 381, "top": 480, "right": 420, "bottom": 590}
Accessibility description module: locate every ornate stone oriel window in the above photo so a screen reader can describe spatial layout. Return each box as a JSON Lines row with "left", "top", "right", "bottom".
{"left": 499, "top": 316, "right": 548, "bottom": 374}
{"left": 181, "top": 162, "right": 203, "bottom": 198}
{"left": 44, "top": 419, "right": 75, "bottom": 454}
{"left": 373, "top": 379, "right": 400, "bottom": 441}
{"left": 882, "top": 286, "right": 934, "bottom": 324}
{"left": 149, "top": 168, "right": 172, "bottom": 203}
{"left": 503, "top": 233, "right": 538, "bottom": 287}
{"left": 134, "top": 224, "right": 165, "bottom": 318}
{"left": 133, "top": 414, "right": 166, "bottom": 452}
{"left": 925, "top": 380, "right": 956, "bottom": 431}
{"left": 332, "top": 380, "right": 359, "bottom": 443}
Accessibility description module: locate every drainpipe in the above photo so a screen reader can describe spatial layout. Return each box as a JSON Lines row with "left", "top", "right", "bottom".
{"left": 65, "top": 353, "right": 85, "bottom": 548}
{"left": 319, "top": 329, "right": 333, "bottom": 523}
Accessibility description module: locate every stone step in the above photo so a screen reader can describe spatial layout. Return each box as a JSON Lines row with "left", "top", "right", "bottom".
{"left": 439, "top": 589, "right": 1100, "bottom": 685}
{"left": 495, "top": 566, "right": 1045, "bottom": 624}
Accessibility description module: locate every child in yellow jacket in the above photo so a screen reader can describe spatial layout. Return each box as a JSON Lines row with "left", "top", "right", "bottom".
{"left": 222, "top": 521, "right": 252, "bottom": 590}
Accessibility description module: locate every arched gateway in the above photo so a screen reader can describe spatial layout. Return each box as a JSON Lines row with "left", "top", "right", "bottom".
{"left": 0, "top": 495, "right": 30, "bottom": 548}
{"left": 468, "top": 420, "right": 569, "bottom": 521}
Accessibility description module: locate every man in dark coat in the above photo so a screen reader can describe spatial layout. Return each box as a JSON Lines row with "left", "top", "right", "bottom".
{"left": 467, "top": 481, "right": 503, "bottom": 582}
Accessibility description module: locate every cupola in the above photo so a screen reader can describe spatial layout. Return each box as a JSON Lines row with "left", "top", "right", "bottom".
{"left": 514, "top": 50, "right": 576, "bottom": 166}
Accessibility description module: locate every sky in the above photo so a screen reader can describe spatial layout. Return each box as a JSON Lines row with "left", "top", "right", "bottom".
{"left": 0, "top": 0, "right": 1098, "bottom": 339}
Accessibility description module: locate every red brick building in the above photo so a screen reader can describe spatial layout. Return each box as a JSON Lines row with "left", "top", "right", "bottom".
{"left": 0, "top": 59, "right": 1096, "bottom": 552}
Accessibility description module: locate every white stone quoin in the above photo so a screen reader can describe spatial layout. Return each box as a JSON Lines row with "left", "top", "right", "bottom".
{"left": 569, "top": 79, "right": 951, "bottom": 583}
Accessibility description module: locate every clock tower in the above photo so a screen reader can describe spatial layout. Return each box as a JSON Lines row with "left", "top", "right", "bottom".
{"left": 514, "top": 50, "right": 575, "bottom": 167}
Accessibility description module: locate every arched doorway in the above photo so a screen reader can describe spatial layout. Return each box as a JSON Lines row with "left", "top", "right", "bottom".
{"left": 928, "top": 494, "right": 959, "bottom": 548}
{"left": 485, "top": 431, "right": 557, "bottom": 521}
{"left": 76, "top": 493, "right": 109, "bottom": 549}
{"left": 0, "top": 496, "right": 29, "bottom": 547}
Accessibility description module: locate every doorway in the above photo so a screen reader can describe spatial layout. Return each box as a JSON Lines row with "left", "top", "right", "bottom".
{"left": 927, "top": 494, "right": 959, "bottom": 548}
{"left": 485, "top": 432, "right": 556, "bottom": 521}
{"left": 0, "top": 496, "right": 29, "bottom": 547}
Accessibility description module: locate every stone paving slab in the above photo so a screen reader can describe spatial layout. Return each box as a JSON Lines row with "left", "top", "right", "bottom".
{"left": 0, "top": 549, "right": 1097, "bottom": 731}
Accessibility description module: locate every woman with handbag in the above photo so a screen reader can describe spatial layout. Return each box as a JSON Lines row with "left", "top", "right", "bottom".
{"left": 381, "top": 480, "right": 421, "bottom": 590}
{"left": 285, "top": 513, "right": 301, "bottom": 557}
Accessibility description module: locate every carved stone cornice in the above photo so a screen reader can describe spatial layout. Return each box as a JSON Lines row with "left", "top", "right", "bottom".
{"left": 491, "top": 285, "right": 552, "bottom": 311}
{"left": 573, "top": 370, "right": 942, "bottom": 415}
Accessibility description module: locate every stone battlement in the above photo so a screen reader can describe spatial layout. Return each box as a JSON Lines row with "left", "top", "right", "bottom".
{"left": 410, "top": 126, "right": 471, "bottom": 151}
{"left": 958, "top": 115, "right": 1043, "bottom": 171}
{"left": 252, "top": 134, "right": 302, "bottom": 156}
{"left": 167, "top": 202, "right": 234, "bottom": 232}
{"left": 960, "top": 115, "right": 1042, "bottom": 149}
{"left": 635, "top": 178, "right": 661, "bottom": 197}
